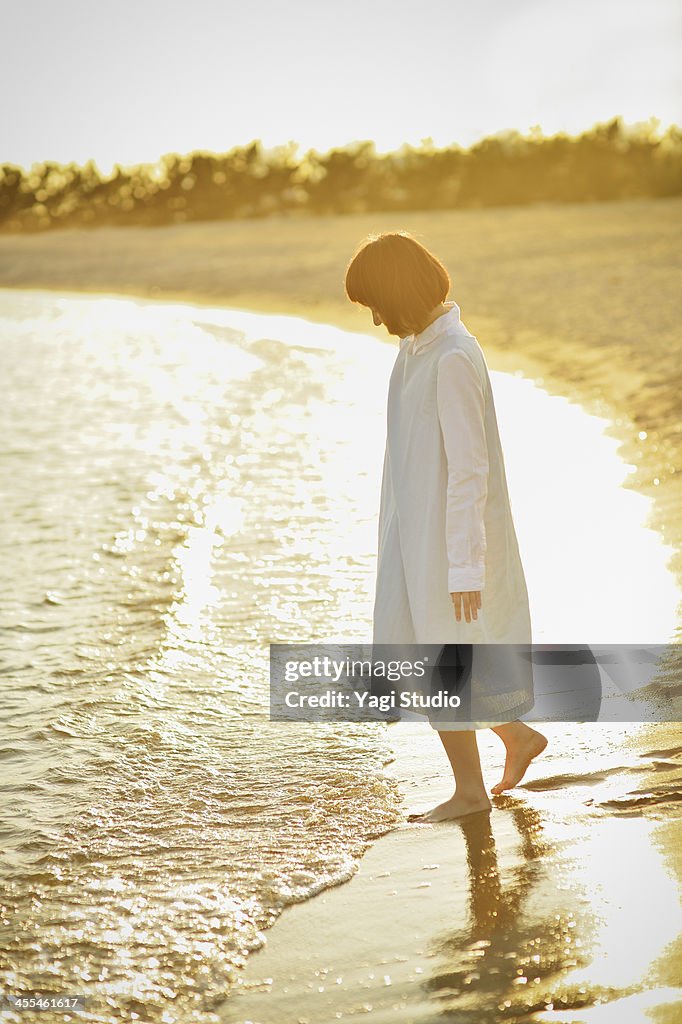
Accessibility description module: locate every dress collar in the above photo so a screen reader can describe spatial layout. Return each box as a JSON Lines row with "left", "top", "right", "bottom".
{"left": 399, "top": 300, "right": 462, "bottom": 356}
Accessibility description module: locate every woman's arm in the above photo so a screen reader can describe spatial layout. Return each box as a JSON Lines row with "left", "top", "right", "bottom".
{"left": 436, "top": 349, "right": 489, "bottom": 600}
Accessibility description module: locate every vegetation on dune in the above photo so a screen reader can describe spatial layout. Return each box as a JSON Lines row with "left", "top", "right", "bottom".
{"left": 1, "top": 117, "right": 680, "bottom": 234}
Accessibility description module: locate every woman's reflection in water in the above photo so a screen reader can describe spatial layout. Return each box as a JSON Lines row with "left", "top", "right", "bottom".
{"left": 423, "top": 801, "right": 595, "bottom": 1020}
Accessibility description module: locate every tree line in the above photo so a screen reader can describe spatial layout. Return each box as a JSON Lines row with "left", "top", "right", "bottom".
{"left": 1, "top": 117, "right": 679, "bottom": 233}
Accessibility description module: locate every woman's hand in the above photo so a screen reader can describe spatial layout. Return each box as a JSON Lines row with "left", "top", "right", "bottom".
{"left": 450, "top": 591, "right": 481, "bottom": 623}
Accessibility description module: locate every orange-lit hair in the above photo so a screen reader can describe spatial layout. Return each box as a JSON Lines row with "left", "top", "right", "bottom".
{"left": 344, "top": 231, "right": 451, "bottom": 337}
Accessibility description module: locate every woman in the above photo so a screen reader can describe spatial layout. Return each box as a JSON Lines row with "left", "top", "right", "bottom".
{"left": 345, "top": 232, "right": 548, "bottom": 821}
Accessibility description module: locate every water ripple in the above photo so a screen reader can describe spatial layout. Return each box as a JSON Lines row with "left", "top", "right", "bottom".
{"left": 0, "top": 290, "right": 400, "bottom": 1023}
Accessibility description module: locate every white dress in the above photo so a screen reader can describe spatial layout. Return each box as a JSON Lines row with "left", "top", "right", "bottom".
{"left": 372, "top": 301, "right": 535, "bottom": 728}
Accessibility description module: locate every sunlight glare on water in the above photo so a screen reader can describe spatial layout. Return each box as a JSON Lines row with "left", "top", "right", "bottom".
{"left": 0, "top": 289, "right": 679, "bottom": 1023}
{"left": 493, "top": 373, "right": 679, "bottom": 643}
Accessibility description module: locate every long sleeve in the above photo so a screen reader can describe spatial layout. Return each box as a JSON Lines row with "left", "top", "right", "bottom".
{"left": 436, "top": 349, "right": 489, "bottom": 593}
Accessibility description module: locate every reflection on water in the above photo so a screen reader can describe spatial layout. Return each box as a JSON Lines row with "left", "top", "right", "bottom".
{"left": 425, "top": 803, "right": 578, "bottom": 1017}
{"left": 413, "top": 720, "right": 682, "bottom": 1022}
{"left": 0, "top": 289, "right": 679, "bottom": 1022}
{"left": 425, "top": 781, "right": 682, "bottom": 1022}
{"left": 224, "top": 725, "right": 682, "bottom": 1023}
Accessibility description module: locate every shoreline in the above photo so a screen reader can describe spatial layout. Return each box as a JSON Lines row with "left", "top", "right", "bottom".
{"left": 220, "top": 721, "right": 682, "bottom": 1024}
{"left": 3, "top": 274, "right": 682, "bottom": 622}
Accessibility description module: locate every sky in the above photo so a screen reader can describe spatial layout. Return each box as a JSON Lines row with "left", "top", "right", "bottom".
{"left": 2, "top": 0, "right": 680, "bottom": 174}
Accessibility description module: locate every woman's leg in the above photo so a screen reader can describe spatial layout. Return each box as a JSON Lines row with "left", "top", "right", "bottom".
{"left": 489, "top": 721, "right": 548, "bottom": 794}
{"left": 411, "top": 729, "right": 492, "bottom": 822}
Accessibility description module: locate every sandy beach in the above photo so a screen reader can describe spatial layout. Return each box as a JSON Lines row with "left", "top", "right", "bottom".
{"left": 1, "top": 200, "right": 681, "bottom": 1022}
{"left": 1, "top": 197, "right": 681, "bottom": 605}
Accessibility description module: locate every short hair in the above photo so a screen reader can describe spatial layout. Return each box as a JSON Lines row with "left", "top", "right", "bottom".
{"left": 344, "top": 231, "right": 451, "bottom": 337}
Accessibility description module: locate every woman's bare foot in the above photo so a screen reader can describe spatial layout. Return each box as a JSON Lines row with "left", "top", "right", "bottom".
{"left": 408, "top": 792, "right": 492, "bottom": 822}
{"left": 491, "top": 726, "right": 548, "bottom": 794}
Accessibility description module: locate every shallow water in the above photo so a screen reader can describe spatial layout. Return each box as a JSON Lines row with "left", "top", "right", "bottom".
{"left": 223, "top": 720, "right": 682, "bottom": 1024}
{"left": 0, "top": 289, "right": 679, "bottom": 1023}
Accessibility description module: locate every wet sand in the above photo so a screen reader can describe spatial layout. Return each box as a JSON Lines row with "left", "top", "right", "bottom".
{"left": 1, "top": 197, "right": 681, "bottom": 614}
{"left": 221, "top": 722, "right": 682, "bottom": 1024}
